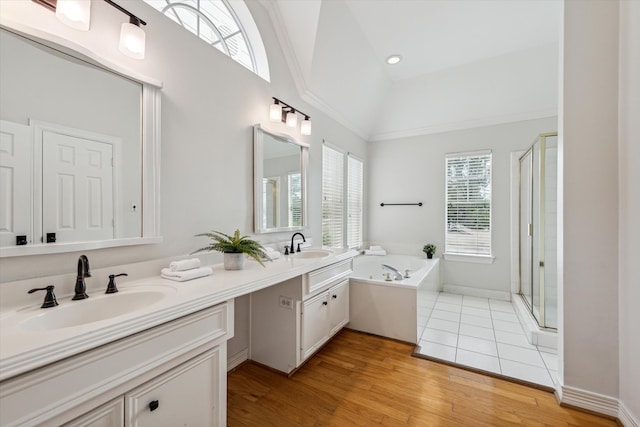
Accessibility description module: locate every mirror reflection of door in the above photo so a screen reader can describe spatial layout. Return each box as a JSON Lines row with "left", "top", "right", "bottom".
{"left": 42, "top": 130, "right": 115, "bottom": 242}
{"left": 0, "top": 120, "right": 31, "bottom": 246}
{"left": 262, "top": 176, "right": 279, "bottom": 229}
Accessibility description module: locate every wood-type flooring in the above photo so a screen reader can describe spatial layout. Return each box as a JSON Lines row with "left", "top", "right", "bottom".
{"left": 227, "top": 329, "right": 618, "bottom": 426}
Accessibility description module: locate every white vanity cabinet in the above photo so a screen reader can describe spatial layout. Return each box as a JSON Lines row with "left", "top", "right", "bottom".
{"left": 301, "top": 279, "right": 349, "bottom": 360}
{"left": 1, "top": 301, "right": 233, "bottom": 427}
{"left": 251, "top": 259, "right": 352, "bottom": 374}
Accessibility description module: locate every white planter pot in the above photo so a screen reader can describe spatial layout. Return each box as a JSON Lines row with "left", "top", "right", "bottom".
{"left": 223, "top": 252, "right": 245, "bottom": 270}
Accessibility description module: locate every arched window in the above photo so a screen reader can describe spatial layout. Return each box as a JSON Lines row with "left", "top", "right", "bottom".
{"left": 144, "top": 0, "right": 270, "bottom": 81}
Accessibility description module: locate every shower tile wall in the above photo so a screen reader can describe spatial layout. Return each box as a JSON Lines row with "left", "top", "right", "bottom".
{"left": 415, "top": 292, "right": 557, "bottom": 388}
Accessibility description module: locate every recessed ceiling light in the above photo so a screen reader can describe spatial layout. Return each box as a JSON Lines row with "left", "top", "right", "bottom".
{"left": 386, "top": 55, "right": 402, "bottom": 65}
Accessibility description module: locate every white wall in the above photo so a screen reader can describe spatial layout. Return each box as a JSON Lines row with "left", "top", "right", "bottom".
{"left": 367, "top": 117, "right": 557, "bottom": 295}
{"left": 560, "top": 0, "right": 619, "bottom": 400}
{"left": 0, "top": 0, "right": 367, "bottom": 284}
{"left": 618, "top": 0, "right": 640, "bottom": 422}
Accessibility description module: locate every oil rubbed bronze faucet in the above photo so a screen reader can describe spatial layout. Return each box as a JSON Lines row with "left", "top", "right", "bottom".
{"left": 289, "top": 232, "right": 306, "bottom": 253}
{"left": 72, "top": 255, "right": 91, "bottom": 300}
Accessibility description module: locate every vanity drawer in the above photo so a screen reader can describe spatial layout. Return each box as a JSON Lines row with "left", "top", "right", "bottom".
{"left": 303, "top": 259, "right": 352, "bottom": 298}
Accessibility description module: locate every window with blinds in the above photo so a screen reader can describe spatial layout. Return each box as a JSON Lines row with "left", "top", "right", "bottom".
{"left": 347, "top": 155, "right": 363, "bottom": 249}
{"left": 322, "top": 145, "right": 344, "bottom": 248}
{"left": 445, "top": 151, "right": 492, "bottom": 256}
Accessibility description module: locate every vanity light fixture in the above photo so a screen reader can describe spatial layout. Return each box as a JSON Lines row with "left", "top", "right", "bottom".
{"left": 269, "top": 97, "right": 312, "bottom": 136}
{"left": 33, "top": 0, "right": 147, "bottom": 59}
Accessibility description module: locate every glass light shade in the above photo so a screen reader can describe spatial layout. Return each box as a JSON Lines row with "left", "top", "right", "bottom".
{"left": 300, "top": 118, "right": 312, "bottom": 135}
{"left": 286, "top": 111, "right": 297, "bottom": 128}
{"left": 55, "top": 0, "right": 91, "bottom": 31}
{"left": 119, "top": 22, "right": 146, "bottom": 60}
{"left": 269, "top": 103, "right": 282, "bottom": 122}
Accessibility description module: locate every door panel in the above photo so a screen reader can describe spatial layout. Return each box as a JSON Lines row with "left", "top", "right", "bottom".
{"left": 42, "top": 131, "right": 114, "bottom": 242}
{"left": 0, "top": 120, "right": 31, "bottom": 247}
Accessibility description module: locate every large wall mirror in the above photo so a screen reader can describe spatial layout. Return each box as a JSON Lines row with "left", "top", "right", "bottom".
{"left": 0, "top": 26, "right": 161, "bottom": 257}
{"left": 254, "top": 125, "right": 308, "bottom": 234}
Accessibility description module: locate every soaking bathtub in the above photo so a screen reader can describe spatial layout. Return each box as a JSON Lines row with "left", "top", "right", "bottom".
{"left": 348, "top": 254, "right": 441, "bottom": 343}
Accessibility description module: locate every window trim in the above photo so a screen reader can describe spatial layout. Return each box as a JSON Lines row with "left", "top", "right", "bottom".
{"left": 347, "top": 153, "right": 364, "bottom": 250}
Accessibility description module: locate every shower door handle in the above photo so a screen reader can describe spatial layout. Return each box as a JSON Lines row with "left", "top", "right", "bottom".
{"left": 539, "top": 261, "right": 545, "bottom": 267}
{"left": 528, "top": 223, "right": 533, "bottom": 236}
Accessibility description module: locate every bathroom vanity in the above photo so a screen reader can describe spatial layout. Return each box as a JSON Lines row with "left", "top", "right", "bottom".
{"left": 0, "top": 249, "right": 356, "bottom": 426}
{"left": 251, "top": 257, "right": 352, "bottom": 374}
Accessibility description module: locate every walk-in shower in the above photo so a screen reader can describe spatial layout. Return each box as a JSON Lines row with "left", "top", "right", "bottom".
{"left": 519, "top": 133, "right": 557, "bottom": 330}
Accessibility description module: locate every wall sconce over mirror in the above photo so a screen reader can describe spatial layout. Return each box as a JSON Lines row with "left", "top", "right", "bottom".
{"left": 32, "top": 0, "right": 147, "bottom": 59}
{"left": 269, "top": 97, "right": 312, "bottom": 136}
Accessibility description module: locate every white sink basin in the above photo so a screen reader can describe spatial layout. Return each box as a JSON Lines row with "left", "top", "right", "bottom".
{"left": 292, "top": 249, "right": 333, "bottom": 259}
{"left": 18, "top": 286, "right": 175, "bottom": 331}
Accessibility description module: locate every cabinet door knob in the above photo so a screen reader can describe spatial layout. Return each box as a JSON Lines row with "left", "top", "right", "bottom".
{"left": 332, "top": 294, "right": 337, "bottom": 299}
{"left": 322, "top": 301, "right": 328, "bottom": 306}
{"left": 149, "top": 400, "right": 159, "bottom": 412}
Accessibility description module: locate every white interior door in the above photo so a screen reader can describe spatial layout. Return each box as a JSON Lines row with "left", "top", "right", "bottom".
{"left": 42, "top": 131, "right": 114, "bottom": 243}
{"left": 0, "top": 120, "right": 31, "bottom": 247}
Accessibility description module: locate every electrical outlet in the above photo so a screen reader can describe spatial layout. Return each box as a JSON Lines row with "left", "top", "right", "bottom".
{"left": 279, "top": 296, "right": 293, "bottom": 309}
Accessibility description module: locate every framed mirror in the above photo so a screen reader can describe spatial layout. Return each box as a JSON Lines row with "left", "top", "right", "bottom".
{"left": 254, "top": 125, "right": 308, "bottom": 234}
{"left": 0, "top": 26, "right": 161, "bottom": 257}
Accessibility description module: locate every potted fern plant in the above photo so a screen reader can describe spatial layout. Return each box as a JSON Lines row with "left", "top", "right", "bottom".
{"left": 422, "top": 243, "right": 437, "bottom": 259}
{"left": 192, "top": 229, "right": 268, "bottom": 270}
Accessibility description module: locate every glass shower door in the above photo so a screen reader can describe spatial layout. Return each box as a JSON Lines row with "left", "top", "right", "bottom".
{"left": 519, "top": 133, "right": 557, "bottom": 330}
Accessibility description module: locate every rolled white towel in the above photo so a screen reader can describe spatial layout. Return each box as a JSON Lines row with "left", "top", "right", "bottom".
{"left": 364, "top": 249, "right": 387, "bottom": 256}
{"left": 161, "top": 267, "right": 213, "bottom": 282}
{"left": 264, "top": 250, "right": 281, "bottom": 260}
{"left": 169, "top": 258, "right": 201, "bottom": 272}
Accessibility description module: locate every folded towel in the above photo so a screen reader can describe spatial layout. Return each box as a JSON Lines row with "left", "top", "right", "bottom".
{"left": 161, "top": 267, "right": 213, "bottom": 282}
{"left": 370, "top": 245, "right": 383, "bottom": 251}
{"left": 364, "top": 249, "right": 387, "bottom": 256}
{"left": 263, "top": 250, "right": 281, "bottom": 260}
{"left": 169, "top": 258, "right": 201, "bottom": 272}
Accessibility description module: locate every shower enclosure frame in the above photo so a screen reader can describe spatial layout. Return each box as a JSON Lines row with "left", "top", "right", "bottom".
{"left": 518, "top": 132, "right": 557, "bottom": 330}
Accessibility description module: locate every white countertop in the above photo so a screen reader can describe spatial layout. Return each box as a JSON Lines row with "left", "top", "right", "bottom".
{"left": 0, "top": 248, "right": 357, "bottom": 381}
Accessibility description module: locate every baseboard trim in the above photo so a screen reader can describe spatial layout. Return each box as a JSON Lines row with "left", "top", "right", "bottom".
{"left": 557, "top": 384, "right": 619, "bottom": 419}
{"left": 442, "top": 283, "right": 510, "bottom": 301}
{"left": 619, "top": 400, "right": 640, "bottom": 427}
{"left": 227, "top": 349, "right": 248, "bottom": 372}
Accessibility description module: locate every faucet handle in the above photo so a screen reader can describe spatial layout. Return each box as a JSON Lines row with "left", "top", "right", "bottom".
{"left": 284, "top": 245, "right": 289, "bottom": 255}
{"left": 28, "top": 285, "right": 59, "bottom": 308}
{"left": 106, "top": 273, "right": 128, "bottom": 294}
{"left": 296, "top": 242, "right": 302, "bottom": 252}
{"left": 404, "top": 269, "right": 411, "bottom": 279}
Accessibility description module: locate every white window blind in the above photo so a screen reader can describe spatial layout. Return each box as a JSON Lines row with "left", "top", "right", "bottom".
{"left": 445, "top": 151, "right": 492, "bottom": 256}
{"left": 287, "top": 172, "right": 302, "bottom": 227}
{"left": 347, "top": 155, "right": 363, "bottom": 249}
{"left": 322, "top": 145, "right": 344, "bottom": 248}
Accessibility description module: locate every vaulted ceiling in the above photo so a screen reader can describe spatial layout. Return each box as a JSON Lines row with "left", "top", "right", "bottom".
{"left": 267, "top": 0, "right": 561, "bottom": 141}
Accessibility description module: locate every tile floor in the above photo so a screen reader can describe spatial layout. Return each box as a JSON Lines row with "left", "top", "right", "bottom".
{"left": 415, "top": 292, "right": 557, "bottom": 388}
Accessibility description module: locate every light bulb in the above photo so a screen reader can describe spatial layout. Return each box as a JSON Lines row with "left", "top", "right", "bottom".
{"left": 269, "top": 103, "right": 282, "bottom": 122}
{"left": 301, "top": 118, "right": 312, "bottom": 135}
{"left": 286, "top": 111, "right": 297, "bottom": 128}
{"left": 55, "top": 0, "right": 91, "bottom": 31}
{"left": 119, "top": 21, "right": 146, "bottom": 59}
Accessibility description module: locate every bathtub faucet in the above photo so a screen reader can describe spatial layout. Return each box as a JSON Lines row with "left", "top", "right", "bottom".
{"left": 382, "top": 264, "right": 403, "bottom": 281}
